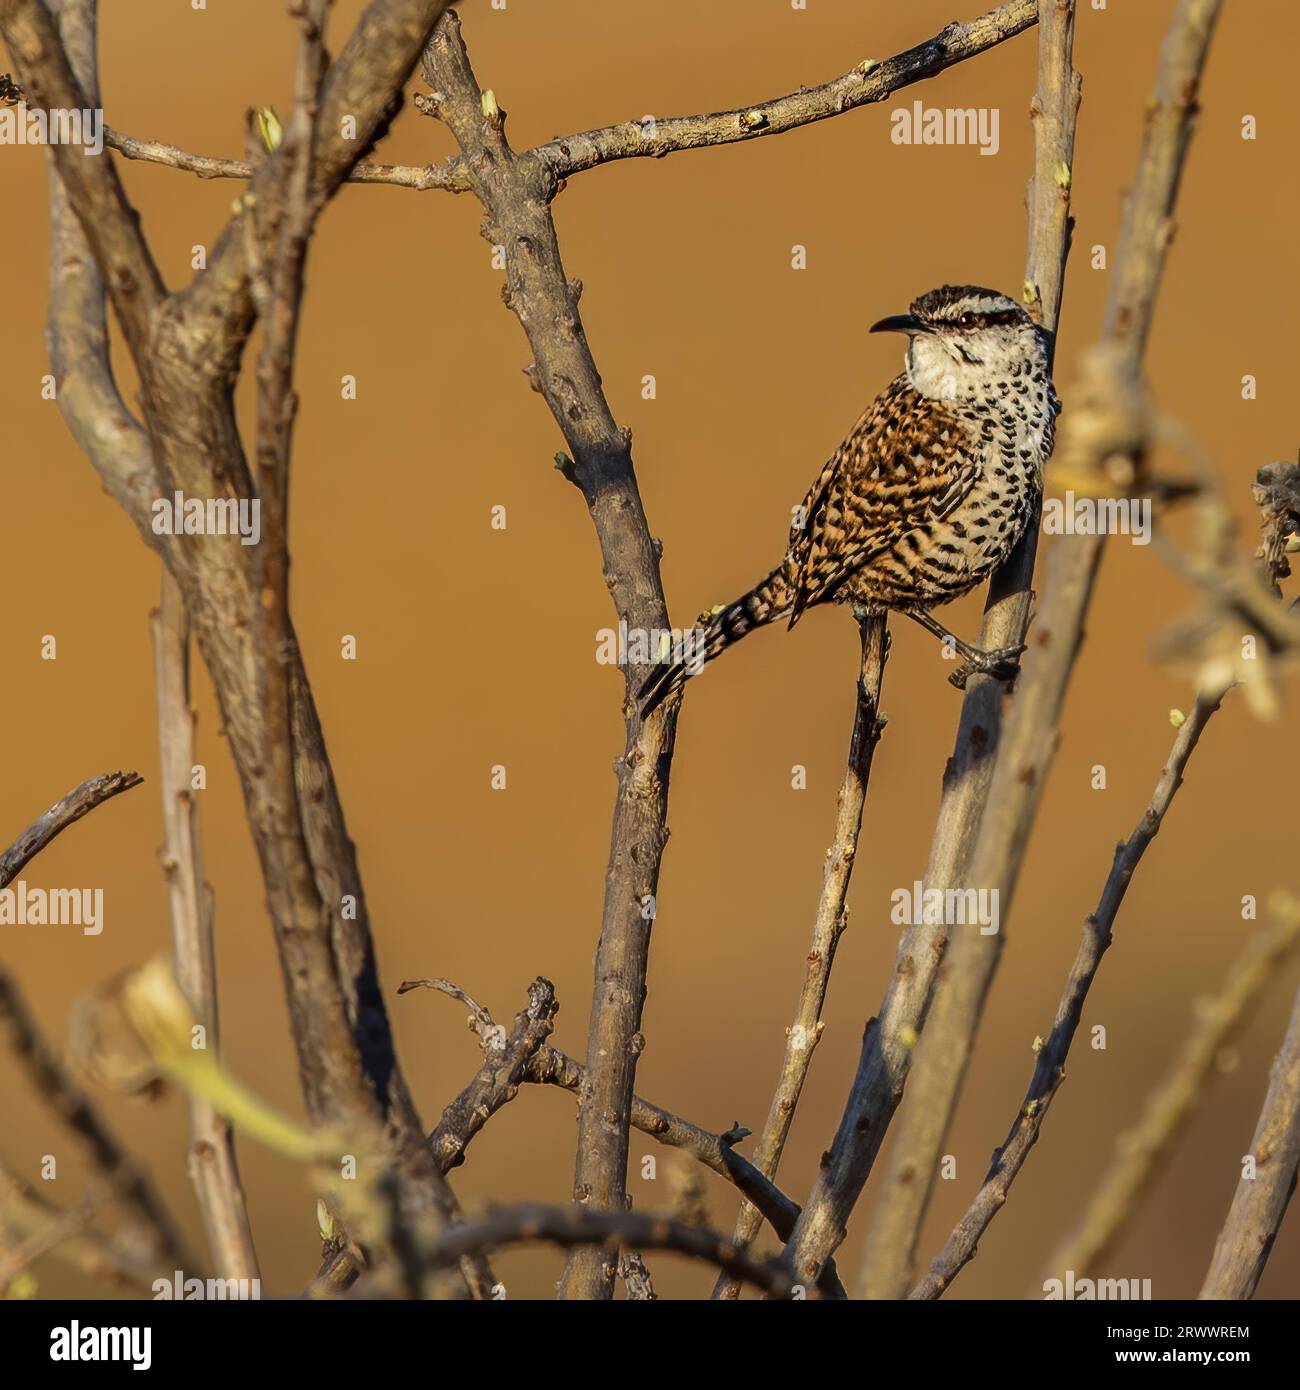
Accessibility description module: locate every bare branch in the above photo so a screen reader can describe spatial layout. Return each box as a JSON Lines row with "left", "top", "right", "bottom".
{"left": 714, "top": 612, "right": 889, "bottom": 1300}
{"left": 1039, "top": 901, "right": 1300, "bottom": 1292}
{"left": 1200, "top": 924, "right": 1300, "bottom": 1300}
{"left": 911, "top": 681, "right": 1229, "bottom": 1299}
{"left": 399, "top": 976, "right": 500, "bottom": 1047}
{"left": 423, "top": 1204, "right": 799, "bottom": 1299}
{"left": 109, "top": 1, "right": 1038, "bottom": 197}
{"left": 421, "top": 10, "right": 681, "bottom": 1301}
{"left": 526, "top": 0, "right": 1037, "bottom": 182}
{"left": 104, "top": 125, "right": 466, "bottom": 191}
{"left": 0, "top": 0, "right": 165, "bottom": 349}
{"left": 40, "top": 1, "right": 157, "bottom": 529}
{"left": 0, "top": 772, "right": 142, "bottom": 886}
{"left": 151, "top": 571, "right": 259, "bottom": 1282}
{"left": 426, "top": 979, "right": 559, "bottom": 1172}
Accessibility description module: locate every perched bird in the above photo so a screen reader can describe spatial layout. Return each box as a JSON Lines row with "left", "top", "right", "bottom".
{"left": 639, "top": 284, "right": 1058, "bottom": 716}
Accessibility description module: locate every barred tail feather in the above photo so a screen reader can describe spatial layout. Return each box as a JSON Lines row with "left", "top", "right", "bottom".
{"left": 638, "top": 565, "right": 795, "bottom": 717}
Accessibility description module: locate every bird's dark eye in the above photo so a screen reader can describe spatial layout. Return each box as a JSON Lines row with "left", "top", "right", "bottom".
{"left": 958, "top": 312, "right": 976, "bottom": 328}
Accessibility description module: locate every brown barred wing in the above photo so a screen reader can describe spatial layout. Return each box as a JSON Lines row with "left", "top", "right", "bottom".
{"left": 786, "top": 380, "right": 979, "bottom": 626}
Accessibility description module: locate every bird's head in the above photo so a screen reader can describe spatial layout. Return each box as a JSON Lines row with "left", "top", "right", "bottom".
{"left": 871, "top": 285, "right": 1048, "bottom": 402}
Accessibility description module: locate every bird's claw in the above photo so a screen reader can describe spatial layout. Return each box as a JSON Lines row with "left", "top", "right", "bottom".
{"left": 947, "top": 642, "right": 1026, "bottom": 690}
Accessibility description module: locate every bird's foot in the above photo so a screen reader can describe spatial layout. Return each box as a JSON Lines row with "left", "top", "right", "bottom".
{"left": 948, "top": 642, "right": 1026, "bottom": 690}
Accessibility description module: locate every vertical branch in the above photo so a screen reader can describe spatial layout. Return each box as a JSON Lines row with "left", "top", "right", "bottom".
{"left": 1038, "top": 901, "right": 1300, "bottom": 1292}
{"left": 0, "top": 0, "right": 165, "bottom": 355}
{"left": 858, "top": 531, "right": 1099, "bottom": 1298}
{"left": 151, "top": 571, "right": 259, "bottom": 1281}
{"left": 421, "top": 12, "right": 679, "bottom": 1300}
{"left": 39, "top": 0, "right": 158, "bottom": 523}
{"left": 910, "top": 680, "right": 1229, "bottom": 1298}
{"left": 713, "top": 613, "right": 890, "bottom": 1300}
{"left": 784, "top": 0, "right": 1081, "bottom": 1293}
{"left": 850, "top": 0, "right": 1220, "bottom": 1300}
{"left": 1200, "top": 918, "right": 1300, "bottom": 1299}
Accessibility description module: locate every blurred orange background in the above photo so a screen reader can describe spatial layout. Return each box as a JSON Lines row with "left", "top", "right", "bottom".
{"left": 2, "top": 0, "right": 1297, "bottom": 1299}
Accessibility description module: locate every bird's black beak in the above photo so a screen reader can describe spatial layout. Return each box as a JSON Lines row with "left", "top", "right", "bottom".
{"left": 869, "top": 313, "right": 928, "bottom": 336}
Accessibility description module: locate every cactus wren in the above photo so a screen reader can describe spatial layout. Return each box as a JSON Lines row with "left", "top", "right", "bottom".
{"left": 640, "top": 285, "right": 1058, "bottom": 715}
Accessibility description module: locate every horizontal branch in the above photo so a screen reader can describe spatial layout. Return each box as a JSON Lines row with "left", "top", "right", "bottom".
{"left": 424, "top": 1204, "right": 798, "bottom": 1298}
{"left": 526, "top": 0, "right": 1037, "bottom": 181}
{"left": 104, "top": 0, "right": 1037, "bottom": 196}
{"left": 104, "top": 126, "right": 467, "bottom": 191}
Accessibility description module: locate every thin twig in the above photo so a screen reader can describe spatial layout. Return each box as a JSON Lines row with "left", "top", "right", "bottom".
{"left": 426, "top": 978, "right": 559, "bottom": 1171}
{"left": 1038, "top": 901, "right": 1300, "bottom": 1293}
{"left": 151, "top": 571, "right": 259, "bottom": 1282}
{"left": 105, "top": 126, "right": 466, "bottom": 190}
{"left": 0, "top": 772, "right": 142, "bottom": 886}
{"left": 399, "top": 977, "right": 501, "bottom": 1048}
{"left": 714, "top": 612, "right": 889, "bottom": 1300}
{"left": 104, "top": 1, "right": 1038, "bottom": 195}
